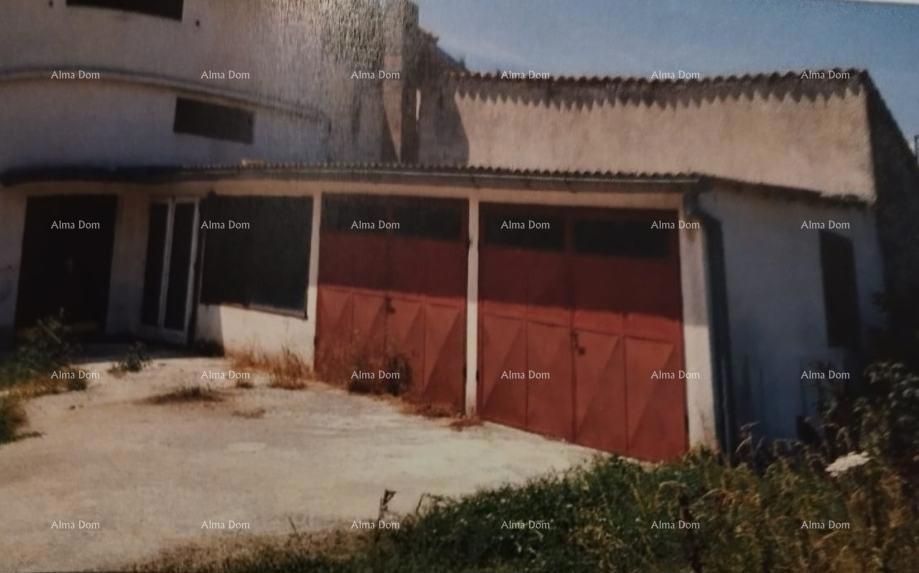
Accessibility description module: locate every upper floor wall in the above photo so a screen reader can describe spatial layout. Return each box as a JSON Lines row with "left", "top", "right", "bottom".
{"left": 0, "top": 0, "right": 401, "bottom": 169}
{"left": 417, "top": 72, "right": 878, "bottom": 201}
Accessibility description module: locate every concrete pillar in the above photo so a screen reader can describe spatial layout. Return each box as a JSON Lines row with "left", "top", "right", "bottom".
{"left": 679, "top": 214, "right": 719, "bottom": 449}
{"left": 106, "top": 192, "right": 149, "bottom": 336}
{"left": 464, "top": 197, "right": 480, "bottom": 415}
{"left": 0, "top": 190, "right": 26, "bottom": 347}
{"left": 305, "top": 191, "right": 323, "bottom": 367}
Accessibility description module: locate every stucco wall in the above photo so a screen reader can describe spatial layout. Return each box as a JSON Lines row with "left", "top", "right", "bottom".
{"left": 0, "top": 82, "right": 326, "bottom": 170}
{"left": 418, "top": 77, "right": 876, "bottom": 201}
{"left": 701, "top": 187, "right": 885, "bottom": 439}
{"left": 0, "top": 0, "right": 388, "bottom": 168}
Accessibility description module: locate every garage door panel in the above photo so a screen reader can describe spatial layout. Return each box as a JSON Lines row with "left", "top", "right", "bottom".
{"left": 525, "top": 322, "right": 573, "bottom": 440}
{"left": 316, "top": 287, "right": 354, "bottom": 378}
{"left": 387, "top": 296, "right": 424, "bottom": 394}
{"left": 480, "top": 248, "right": 530, "bottom": 314}
{"left": 423, "top": 303, "right": 465, "bottom": 410}
{"left": 626, "top": 337, "right": 686, "bottom": 461}
{"left": 527, "top": 252, "right": 570, "bottom": 326}
{"left": 351, "top": 292, "right": 388, "bottom": 368}
{"left": 319, "top": 232, "right": 388, "bottom": 290}
{"left": 390, "top": 238, "right": 466, "bottom": 300}
{"left": 479, "top": 314, "right": 527, "bottom": 428}
{"left": 575, "top": 331, "right": 627, "bottom": 453}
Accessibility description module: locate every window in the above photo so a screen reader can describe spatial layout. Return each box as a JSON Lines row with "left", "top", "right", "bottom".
{"left": 573, "top": 218, "right": 670, "bottom": 258}
{"left": 819, "top": 231, "right": 860, "bottom": 349}
{"left": 200, "top": 196, "right": 313, "bottom": 314}
{"left": 67, "top": 0, "right": 184, "bottom": 21}
{"left": 173, "top": 98, "right": 255, "bottom": 144}
{"left": 482, "top": 210, "right": 565, "bottom": 251}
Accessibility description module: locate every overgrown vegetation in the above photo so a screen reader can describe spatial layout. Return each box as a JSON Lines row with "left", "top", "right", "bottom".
{"left": 136, "top": 356, "right": 919, "bottom": 573}
{"left": 0, "top": 315, "right": 85, "bottom": 443}
{"left": 231, "top": 348, "right": 311, "bottom": 391}
{"left": 0, "top": 314, "right": 74, "bottom": 391}
{"left": 109, "top": 342, "right": 152, "bottom": 375}
{"left": 0, "top": 396, "right": 27, "bottom": 444}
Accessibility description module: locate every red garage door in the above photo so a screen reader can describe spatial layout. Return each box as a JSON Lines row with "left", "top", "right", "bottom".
{"left": 478, "top": 205, "right": 687, "bottom": 460}
{"left": 316, "top": 195, "right": 467, "bottom": 411}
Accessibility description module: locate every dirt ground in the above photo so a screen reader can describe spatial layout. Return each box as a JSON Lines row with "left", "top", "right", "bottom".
{"left": 0, "top": 351, "right": 596, "bottom": 573}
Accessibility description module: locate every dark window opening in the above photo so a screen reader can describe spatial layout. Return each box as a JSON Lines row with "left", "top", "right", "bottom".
{"left": 819, "top": 231, "right": 860, "bottom": 349}
{"left": 482, "top": 210, "right": 565, "bottom": 251}
{"left": 173, "top": 98, "right": 254, "bottom": 144}
{"left": 322, "top": 195, "right": 464, "bottom": 241}
{"left": 322, "top": 195, "right": 388, "bottom": 233}
{"left": 200, "top": 196, "right": 313, "bottom": 314}
{"left": 573, "top": 218, "right": 670, "bottom": 258}
{"left": 67, "top": 0, "right": 184, "bottom": 21}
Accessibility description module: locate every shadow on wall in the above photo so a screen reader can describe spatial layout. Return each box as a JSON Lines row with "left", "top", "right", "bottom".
{"left": 416, "top": 83, "right": 469, "bottom": 165}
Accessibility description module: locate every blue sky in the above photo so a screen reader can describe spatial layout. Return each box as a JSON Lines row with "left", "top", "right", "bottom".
{"left": 415, "top": 0, "right": 919, "bottom": 142}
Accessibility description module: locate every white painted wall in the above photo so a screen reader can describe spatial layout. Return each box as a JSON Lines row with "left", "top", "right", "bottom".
{"left": 0, "top": 0, "right": 387, "bottom": 170}
{"left": 702, "top": 187, "right": 886, "bottom": 439}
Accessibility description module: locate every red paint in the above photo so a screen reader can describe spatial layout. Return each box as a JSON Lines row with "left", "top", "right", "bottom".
{"left": 317, "top": 196, "right": 467, "bottom": 412}
{"left": 478, "top": 205, "right": 687, "bottom": 461}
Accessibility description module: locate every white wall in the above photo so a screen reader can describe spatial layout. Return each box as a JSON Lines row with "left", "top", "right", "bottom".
{"left": 0, "top": 0, "right": 387, "bottom": 169}
{"left": 702, "top": 187, "right": 885, "bottom": 439}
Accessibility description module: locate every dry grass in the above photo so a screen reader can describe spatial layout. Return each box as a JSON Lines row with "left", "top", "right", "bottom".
{"left": 232, "top": 407, "right": 266, "bottom": 419}
{"left": 7, "top": 369, "right": 91, "bottom": 399}
{"left": 147, "top": 385, "right": 224, "bottom": 405}
{"left": 401, "top": 401, "right": 456, "bottom": 419}
{"left": 230, "top": 348, "right": 311, "bottom": 391}
{"left": 235, "top": 379, "right": 254, "bottom": 389}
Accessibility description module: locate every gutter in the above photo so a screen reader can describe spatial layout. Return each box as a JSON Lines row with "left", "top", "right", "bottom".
{"left": 684, "top": 183, "right": 737, "bottom": 455}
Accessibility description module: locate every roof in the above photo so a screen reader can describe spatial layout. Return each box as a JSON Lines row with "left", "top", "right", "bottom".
{"left": 0, "top": 162, "right": 869, "bottom": 206}
{"left": 444, "top": 68, "right": 868, "bottom": 104}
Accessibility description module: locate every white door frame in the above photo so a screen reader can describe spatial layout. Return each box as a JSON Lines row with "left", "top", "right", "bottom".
{"left": 140, "top": 196, "right": 200, "bottom": 345}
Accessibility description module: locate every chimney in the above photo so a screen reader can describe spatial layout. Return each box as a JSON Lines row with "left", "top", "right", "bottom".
{"left": 381, "top": 0, "right": 418, "bottom": 163}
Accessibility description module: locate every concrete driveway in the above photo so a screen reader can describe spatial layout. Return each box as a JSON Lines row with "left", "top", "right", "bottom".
{"left": 0, "top": 353, "right": 596, "bottom": 572}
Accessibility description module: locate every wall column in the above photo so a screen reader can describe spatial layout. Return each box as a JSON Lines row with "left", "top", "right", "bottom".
{"left": 464, "top": 197, "right": 480, "bottom": 415}
{"left": 305, "top": 191, "right": 323, "bottom": 367}
{"left": 679, "top": 210, "right": 719, "bottom": 450}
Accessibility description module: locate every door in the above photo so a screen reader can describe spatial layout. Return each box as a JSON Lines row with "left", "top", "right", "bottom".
{"left": 15, "top": 195, "right": 117, "bottom": 336}
{"left": 140, "top": 198, "right": 199, "bottom": 344}
{"left": 316, "top": 194, "right": 467, "bottom": 411}
{"left": 478, "top": 204, "right": 687, "bottom": 461}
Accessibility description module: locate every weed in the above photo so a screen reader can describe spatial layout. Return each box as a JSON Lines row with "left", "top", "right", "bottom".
{"left": 231, "top": 348, "right": 311, "bottom": 391}
{"left": 448, "top": 416, "right": 484, "bottom": 431}
{"left": 147, "top": 386, "right": 224, "bottom": 405}
{"left": 0, "top": 396, "right": 27, "bottom": 444}
{"left": 0, "top": 313, "right": 75, "bottom": 390}
{"left": 110, "top": 342, "right": 151, "bottom": 375}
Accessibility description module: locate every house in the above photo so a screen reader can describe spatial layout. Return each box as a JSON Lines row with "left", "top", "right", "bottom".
{"left": 1, "top": 0, "right": 916, "bottom": 461}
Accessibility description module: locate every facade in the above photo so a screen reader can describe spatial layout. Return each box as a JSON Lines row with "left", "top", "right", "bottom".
{"left": 0, "top": 0, "right": 915, "bottom": 460}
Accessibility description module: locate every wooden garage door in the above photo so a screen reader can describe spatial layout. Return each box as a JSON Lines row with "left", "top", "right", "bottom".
{"left": 316, "top": 195, "right": 467, "bottom": 411}
{"left": 478, "top": 205, "right": 687, "bottom": 461}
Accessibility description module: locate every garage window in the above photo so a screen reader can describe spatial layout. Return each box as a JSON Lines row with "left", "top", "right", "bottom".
{"left": 200, "top": 196, "right": 312, "bottom": 314}
{"left": 482, "top": 210, "right": 565, "bottom": 251}
{"left": 573, "top": 218, "right": 670, "bottom": 258}
{"left": 820, "top": 231, "right": 860, "bottom": 349}
{"left": 173, "top": 98, "right": 255, "bottom": 144}
{"left": 67, "top": 0, "right": 184, "bottom": 21}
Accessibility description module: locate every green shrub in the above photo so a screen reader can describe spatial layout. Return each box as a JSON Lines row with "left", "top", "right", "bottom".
{"left": 110, "top": 342, "right": 151, "bottom": 374}
{"left": 0, "top": 313, "right": 75, "bottom": 389}
{"left": 0, "top": 396, "right": 27, "bottom": 444}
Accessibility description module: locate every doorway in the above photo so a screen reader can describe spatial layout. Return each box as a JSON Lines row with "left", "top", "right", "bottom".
{"left": 140, "top": 198, "right": 200, "bottom": 344}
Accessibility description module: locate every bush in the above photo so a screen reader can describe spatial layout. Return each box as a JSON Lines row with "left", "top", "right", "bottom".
{"left": 0, "top": 396, "right": 27, "bottom": 444}
{"left": 0, "top": 313, "right": 75, "bottom": 389}
{"left": 110, "top": 342, "right": 151, "bottom": 375}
